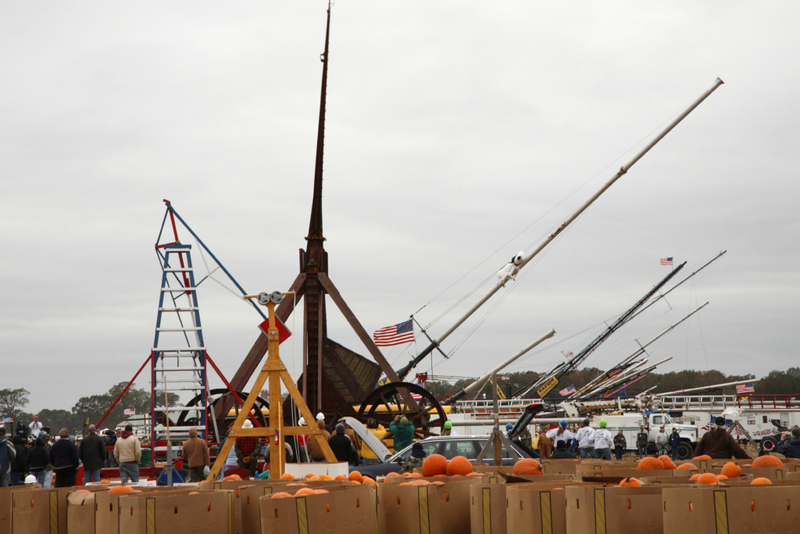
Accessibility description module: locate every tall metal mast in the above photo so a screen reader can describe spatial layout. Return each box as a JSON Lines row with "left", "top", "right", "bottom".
{"left": 397, "top": 78, "right": 724, "bottom": 380}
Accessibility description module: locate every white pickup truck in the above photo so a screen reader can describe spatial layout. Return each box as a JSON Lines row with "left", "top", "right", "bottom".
{"left": 591, "top": 412, "right": 698, "bottom": 459}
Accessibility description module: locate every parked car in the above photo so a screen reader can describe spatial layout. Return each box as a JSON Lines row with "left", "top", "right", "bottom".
{"left": 353, "top": 434, "right": 533, "bottom": 479}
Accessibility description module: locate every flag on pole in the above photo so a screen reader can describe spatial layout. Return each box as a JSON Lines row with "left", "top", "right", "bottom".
{"left": 500, "top": 375, "right": 510, "bottom": 380}
{"left": 123, "top": 406, "right": 136, "bottom": 416}
{"left": 736, "top": 383, "right": 755, "bottom": 394}
{"left": 660, "top": 257, "right": 673, "bottom": 266}
{"left": 564, "top": 352, "right": 573, "bottom": 359}
{"left": 559, "top": 384, "right": 576, "bottom": 396}
{"left": 411, "top": 383, "right": 424, "bottom": 400}
{"left": 373, "top": 319, "right": 415, "bottom": 347}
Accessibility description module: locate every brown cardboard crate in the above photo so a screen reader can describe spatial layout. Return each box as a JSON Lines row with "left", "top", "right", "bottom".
{"left": 11, "top": 486, "right": 107, "bottom": 534}
{"left": 507, "top": 482, "right": 604, "bottom": 534}
{"left": 67, "top": 490, "right": 99, "bottom": 534}
{"left": 662, "top": 485, "right": 800, "bottom": 534}
{"left": 565, "top": 485, "right": 666, "bottom": 534}
{"left": 117, "top": 491, "right": 233, "bottom": 534}
{"left": 382, "top": 474, "right": 499, "bottom": 485}
{"left": 378, "top": 477, "right": 483, "bottom": 534}
{"left": 469, "top": 483, "right": 505, "bottom": 534}
{"left": 95, "top": 487, "right": 205, "bottom": 534}
{"left": 0, "top": 485, "right": 40, "bottom": 534}
{"left": 641, "top": 473, "right": 752, "bottom": 485}
{"left": 576, "top": 468, "right": 692, "bottom": 482}
{"left": 239, "top": 481, "right": 361, "bottom": 534}
{"left": 574, "top": 461, "right": 641, "bottom": 473}
{"left": 540, "top": 459, "right": 579, "bottom": 475}
{"left": 260, "top": 483, "right": 376, "bottom": 534}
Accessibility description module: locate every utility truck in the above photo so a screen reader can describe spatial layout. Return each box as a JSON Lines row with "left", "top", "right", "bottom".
{"left": 590, "top": 412, "right": 698, "bottom": 459}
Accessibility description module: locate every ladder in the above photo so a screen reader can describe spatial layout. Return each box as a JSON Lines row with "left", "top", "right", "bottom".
{"left": 151, "top": 243, "right": 208, "bottom": 452}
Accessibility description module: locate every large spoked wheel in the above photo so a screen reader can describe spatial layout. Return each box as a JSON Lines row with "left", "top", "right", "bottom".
{"left": 357, "top": 382, "right": 447, "bottom": 438}
{"left": 176, "top": 388, "right": 270, "bottom": 443}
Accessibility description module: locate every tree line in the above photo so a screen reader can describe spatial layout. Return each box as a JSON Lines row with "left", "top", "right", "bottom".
{"left": 0, "top": 382, "right": 179, "bottom": 436}
{"left": 425, "top": 367, "right": 800, "bottom": 400}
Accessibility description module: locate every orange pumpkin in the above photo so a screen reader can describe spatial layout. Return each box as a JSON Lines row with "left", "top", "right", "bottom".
{"left": 637, "top": 457, "right": 665, "bottom": 471}
{"left": 466, "top": 472, "right": 483, "bottom": 476}
{"left": 307, "top": 475, "right": 321, "bottom": 482}
{"left": 717, "top": 474, "right": 728, "bottom": 480}
{"left": 751, "top": 477, "right": 772, "bottom": 485}
{"left": 404, "top": 472, "right": 423, "bottom": 478}
{"left": 334, "top": 474, "right": 348, "bottom": 481}
{"left": 720, "top": 462, "right": 742, "bottom": 479}
{"left": 99, "top": 479, "right": 111, "bottom": 485}
{"left": 188, "top": 491, "right": 200, "bottom": 495}
{"left": 658, "top": 455, "right": 677, "bottom": 470}
{"left": 319, "top": 474, "right": 334, "bottom": 481}
{"left": 314, "top": 489, "right": 329, "bottom": 494}
{"left": 361, "top": 477, "right": 376, "bottom": 486}
{"left": 696, "top": 473, "right": 719, "bottom": 485}
{"left": 446, "top": 456, "right": 473, "bottom": 476}
{"left": 422, "top": 454, "right": 448, "bottom": 477}
{"left": 693, "top": 455, "right": 711, "bottom": 460}
{"left": 271, "top": 492, "right": 292, "bottom": 498}
{"left": 513, "top": 458, "right": 542, "bottom": 476}
{"left": 287, "top": 483, "right": 308, "bottom": 487}
{"left": 281, "top": 473, "right": 296, "bottom": 480}
{"left": 348, "top": 471, "right": 363, "bottom": 483}
{"left": 385, "top": 472, "right": 401, "bottom": 478}
{"left": 618, "top": 477, "right": 641, "bottom": 487}
{"left": 295, "top": 488, "right": 317, "bottom": 496}
{"left": 108, "top": 485, "right": 136, "bottom": 494}
{"left": 223, "top": 474, "right": 242, "bottom": 481}
{"left": 676, "top": 463, "right": 698, "bottom": 470}
{"left": 752, "top": 455, "right": 783, "bottom": 469}
{"left": 689, "top": 473, "right": 701, "bottom": 481}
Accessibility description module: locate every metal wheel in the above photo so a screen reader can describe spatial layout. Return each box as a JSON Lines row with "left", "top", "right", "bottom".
{"left": 677, "top": 441, "right": 693, "bottom": 460}
{"left": 357, "top": 382, "right": 447, "bottom": 438}
{"left": 760, "top": 435, "right": 779, "bottom": 453}
{"left": 176, "top": 388, "right": 270, "bottom": 442}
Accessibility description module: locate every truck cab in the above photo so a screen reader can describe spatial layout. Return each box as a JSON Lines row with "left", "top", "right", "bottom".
{"left": 647, "top": 412, "right": 697, "bottom": 458}
{"left": 591, "top": 412, "right": 698, "bottom": 459}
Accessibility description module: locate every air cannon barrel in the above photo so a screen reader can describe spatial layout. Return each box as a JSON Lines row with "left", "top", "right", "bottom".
{"left": 444, "top": 328, "right": 556, "bottom": 404}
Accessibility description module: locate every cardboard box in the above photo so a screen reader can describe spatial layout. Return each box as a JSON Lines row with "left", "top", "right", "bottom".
{"left": 283, "top": 462, "right": 350, "bottom": 478}
{"left": 662, "top": 485, "right": 800, "bottom": 534}
{"left": 95, "top": 487, "right": 203, "bottom": 534}
{"left": 576, "top": 469, "right": 692, "bottom": 482}
{"left": 67, "top": 491, "right": 98, "bottom": 534}
{"left": 378, "top": 477, "right": 482, "bottom": 534}
{"left": 0, "top": 485, "right": 40, "bottom": 534}
{"left": 565, "top": 485, "right": 666, "bottom": 534}
{"left": 382, "top": 474, "right": 499, "bottom": 485}
{"left": 574, "top": 461, "right": 641, "bottom": 474}
{"left": 540, "top": 460, "right": 579, "bottom": 475}
{"left": 260, "top": 483, "right": 376, "bottom": 534}
{"left": 507, "top": 482, "right": 602, "bottom": 534}
{"left": 116, "top": 491, "right": 233, "bottom": 534}
{"left": 469, "top": 483, "right": 504, "bottom": 534}
{"left": 11, "top": 486, "right": 106, "bottom": 534}
{"left": 239, "top": 481, "right": 359, "bottom": 534}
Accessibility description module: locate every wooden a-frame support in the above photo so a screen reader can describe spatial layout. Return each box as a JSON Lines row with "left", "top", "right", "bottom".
{"left": 206, "top": 291, "right": 337, "bottom": 481}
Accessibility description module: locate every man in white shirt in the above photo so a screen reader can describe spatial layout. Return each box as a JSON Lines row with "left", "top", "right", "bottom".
{"left": 575, "top": 419, "right": 596, "bottom": 459}
{"left": 546, "top": 420, "right": 575, "bottom": 451}
{"left": 593, "top": 419, "right": 613, "bottom": 460}
{"left": 29, "top": 416, "right": 43, "bottom": 439}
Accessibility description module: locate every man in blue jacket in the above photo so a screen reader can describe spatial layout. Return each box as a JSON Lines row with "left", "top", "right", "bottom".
{"left": 669, "top": 428, "right": 681, "bottom": 460}
{"left": 776, "top": 427, "right": 800, "bottom": 458}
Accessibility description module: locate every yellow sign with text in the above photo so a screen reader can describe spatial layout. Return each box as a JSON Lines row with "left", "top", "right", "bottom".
{"left": 537, "top": 376, "right": 559, "bottom": 398}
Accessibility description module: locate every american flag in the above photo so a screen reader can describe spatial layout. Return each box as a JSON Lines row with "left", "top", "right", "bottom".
{"left": 411, "top": 383, "right": 424, "bottom": 400}
{"left": 564, "top": 352, "right": 573, "bottom": 359}
{"left": 373, "top": 319, "right": 415, "bottom": 347}
{"left": 660, "top": 257, "right": 673, "bottom": 266}
{"left": 559, "top": 384, "right": 576, "bottom": 396}
{"left": 123, "top": 407, "right": 136, "bottom": 416}
{"left": 736, "top": 382, "right": 755, "bottom": 394}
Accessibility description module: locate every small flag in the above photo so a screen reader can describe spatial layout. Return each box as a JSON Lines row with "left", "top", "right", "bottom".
{"left": 501, "top": 375, "right": 510, "bottom": 380}
{"left": 559, "top": 384, "right": 576, "bottom": 396}
{"left": 410, "top": 383, "right": 425, "bottom": 400}
{"left": 123, "top": 407, "right": 136, "bottom": 416}
{"left": 660, "top": 257, "right": 673, "bottom": 266}
{"left": 564, "top": 352, "right": 573, "bottom": 359}
{"left": 373, "top": 319, "right": 415, "bottom": 347}
{"left": 736, "top": 383, "right": 755, "bottom": 394}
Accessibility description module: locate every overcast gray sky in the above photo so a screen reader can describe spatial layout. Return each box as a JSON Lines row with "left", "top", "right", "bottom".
{"left": 2, "top": 2, "right": 799, "bottom": 413}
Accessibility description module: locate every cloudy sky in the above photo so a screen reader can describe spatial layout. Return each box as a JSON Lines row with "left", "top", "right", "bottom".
{"left": 2, "top": 2, "right": 799, "bottom": 414}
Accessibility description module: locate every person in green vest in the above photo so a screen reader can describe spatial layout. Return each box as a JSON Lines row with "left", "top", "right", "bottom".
{"left": 389, "top": 415, "right": 415, "bottom": 453}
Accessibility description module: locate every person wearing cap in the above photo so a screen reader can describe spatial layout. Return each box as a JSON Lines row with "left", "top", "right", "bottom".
{"left": 402, "top": 442, "right": 427, "bottom": 473}
{"left": 316, "top": 413, "right": 332, "bottom": 434}
{"left": 29, "top": 416, "right": 43, "bottom": 439}
{"left": 328, "top": 424, "right": 358, "bottom": 465}
{"left": 655, "top": 426, "right": 669, "bottom": 457}
{"left": 669, "top": 428, "right": 681, "bottom": 460}
{"left": 593, "top": 420, "right": 613, "bottom": 460}
{"left": 235, "top": 420, "right": 260, "bottom": 475}
{"left": 181, "top": 427, "right": 210, "bottom": 482}
{"left": 441, "top": 420, "right": 459, "bottom": 437}
{"left": 114, "top": 424, "right": 142, "bottom": 483}
{"left": 613, "top": 430, "right": 627, "bottom": 460}
{"left": 307, "top": 417, "right": 331, "bottom": 462}
{"left": 575, "top": 419, "right": 595, "bottom": 459}
{"left": 295, "top": 418, "right": 310, "bottom": 463}
{"left": 693, "top": 416, "right": 749, "bottom": 459}
{"left": 545, "top": 420, "right": 575, "bottom": 456}
{"left": 776, "top": 427, "right": 800, "bottom": 459}
{"left": 636, "top": 425, "right": 649, "bottom": 459}
{"left": 361, "top": 419, "right": 387, "bottom": 465}
{"left": 390, "top": 415, "right": 415, "bottom": 453}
